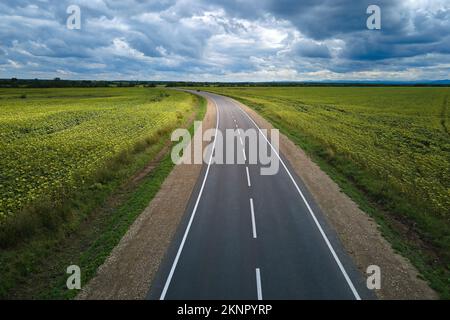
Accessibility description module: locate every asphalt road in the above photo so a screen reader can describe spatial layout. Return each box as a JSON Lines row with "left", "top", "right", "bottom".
{"left": 148, "top": 91, "right": 373, "bottom": 300}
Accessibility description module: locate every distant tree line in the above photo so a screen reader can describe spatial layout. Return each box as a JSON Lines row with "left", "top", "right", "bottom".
{"left": 0, "top": 78, "right": 157, "bottom": 88}
{"left": 1, "top": 78, "right": 448, "bottom": 88}
{"left": 126, "top": 80, "right": 450, "bottom": 87}
{"left": 168, "top": 81, "right": 450, "bottom": 87}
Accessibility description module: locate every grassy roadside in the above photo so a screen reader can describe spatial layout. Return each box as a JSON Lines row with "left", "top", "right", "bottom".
{"left": 200, "top": 88, "right": 449, "bottom": 299}
{"left": 0, "top": 91, "right": 206, "bottom": 299}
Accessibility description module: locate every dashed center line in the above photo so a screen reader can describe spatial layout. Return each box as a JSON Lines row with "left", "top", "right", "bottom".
{"left": 255, "top": 268, "right": 263, "bottom": 300}
{"left": 236, "top": 129, "right": 247, "bottom": 161}
{"left": 245, "top": 166, "right": 251, "bottom": 187}
{"left": 249, "top": 198, "right": 257, "bottom": 239}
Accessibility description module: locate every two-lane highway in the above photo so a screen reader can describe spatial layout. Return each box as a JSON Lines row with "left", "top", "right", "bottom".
{"left": 147, "top": 91, "right": 372, "bottom": 300}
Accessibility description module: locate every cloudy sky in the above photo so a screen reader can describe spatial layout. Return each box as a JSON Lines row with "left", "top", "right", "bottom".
{"left": 1, "top": 0, "right": 449, "bottom": 81}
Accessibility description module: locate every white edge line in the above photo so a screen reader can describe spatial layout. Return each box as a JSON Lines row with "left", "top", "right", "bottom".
{"left": 256, "top": 268, "right": 262, "bottom": 300}
{"left": 246, "top": 166, "right": 251, "bottom": 187}
{"left": 250, "top": 198, "right": 257, "bottom": 239}
{"left": 230, "top": 98, "right": 361, "bottom": 300}
{"left": 159, "top": 96, "right": 219, "bottom": 300}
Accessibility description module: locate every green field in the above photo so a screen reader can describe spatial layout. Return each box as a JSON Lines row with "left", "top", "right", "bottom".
{"left": 0, "top": 85, "right": 448, "bottom": 297}
{"left": 0, "top": 87, "right": 204, "bottom": 298}
{"left": 202, "top": 86, "right": 450, "bottom": 296}
{"left": 0, "top": 87, "right": 196, "bottom": 244}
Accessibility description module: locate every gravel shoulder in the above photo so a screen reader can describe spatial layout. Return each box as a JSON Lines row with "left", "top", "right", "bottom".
{"left": 232, "top": 97, "right": 438, "bottom": 300}
{"left": 77, "top": 99, "right": 216, "bottom": 299}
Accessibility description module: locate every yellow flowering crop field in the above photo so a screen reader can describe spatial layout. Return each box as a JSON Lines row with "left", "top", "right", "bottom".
{"left": 0, "top": 87, "right": 195, "bottom": 222}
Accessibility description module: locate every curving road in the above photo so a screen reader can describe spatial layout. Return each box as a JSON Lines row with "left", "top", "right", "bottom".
{"left": 147, "top": 91, "right": 373, "bottom": 300}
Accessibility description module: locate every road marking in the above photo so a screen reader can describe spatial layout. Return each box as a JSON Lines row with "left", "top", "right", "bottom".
{"left": 255, "top": 268, "right": 262, "bottom": 300}
{"left": 250, "top": 198, "right": 257, "bottom": 238}
{"left": 237, "top": 130, "right": 247, "bottom": 161}
{"left": 159, "top": 96, "right": 220, "bottom": 300}
{"left": 230, "top": 98, "right": 362, "bottom": 300}
{"left": 246, "top": 166, "right": 251, "bottom": 187}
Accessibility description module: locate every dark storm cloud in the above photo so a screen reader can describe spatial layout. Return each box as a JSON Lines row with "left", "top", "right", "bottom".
{"left": 0, "top": 0, "right": 449, "bottom": 81}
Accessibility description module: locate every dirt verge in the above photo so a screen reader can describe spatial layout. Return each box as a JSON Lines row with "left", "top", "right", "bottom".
{"left": 77, "top": 99, "right": 216, "bottom": 299}
{"left": 232, "top": 98, "right": 438, "bottom": 300}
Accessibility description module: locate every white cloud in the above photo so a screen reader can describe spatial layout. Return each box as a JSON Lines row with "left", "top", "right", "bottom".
{"left": 0, "top": 0, "right": 448, "bottom": 81}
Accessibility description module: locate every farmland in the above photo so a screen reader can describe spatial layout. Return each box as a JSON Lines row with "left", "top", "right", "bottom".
{"left": 0, "top": 87, "right": 197, "bottom": 245}
{"left": 202, "top": 86, "right": 449, "bottom": 295}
